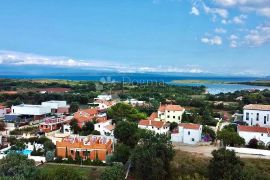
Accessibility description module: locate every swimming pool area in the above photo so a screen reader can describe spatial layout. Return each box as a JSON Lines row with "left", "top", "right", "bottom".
{"left": 20, "top": 149, "right": 32, "bottom": 156}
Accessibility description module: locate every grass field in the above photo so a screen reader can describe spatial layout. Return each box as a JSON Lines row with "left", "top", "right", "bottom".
{"left": 170, "top": 150, "right": 270, "bottom": 180}
{"left": 38, "top": 163, "right": 105, "bottom": 180}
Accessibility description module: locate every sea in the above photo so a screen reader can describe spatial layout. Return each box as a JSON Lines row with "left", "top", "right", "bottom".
{"left": 0, "top": 74, "right": 269, "bottom": 94}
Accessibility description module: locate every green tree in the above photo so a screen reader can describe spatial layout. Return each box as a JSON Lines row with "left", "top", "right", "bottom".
{"left": 202, "top": 125, "right": 216, "bottom": 142}
{"left": 208, "top": 148, "right": 244, "bottom": 180}
{"left": 217, "top": 129, "right": 245, "bottom": 147}
{"left": 36, "top": 166, "right": 83, "bottom": 180}
{"left": 114, "top": 121, "right": 138, "bottom": 148}
{"left": 169, "top": 122, "right": 178, "bottom": 131}
{"left": 101, "top": 164, "right": 125, "bottom": 180}
{"left": 248, "top": 138, "right": 258, "bottom": 149}
{"left": 80, "top": 121, "right": 94, "bottom": 136}
{"left": 108, "top": 103, "right": 147, "bottom": 122}
{"left": 0, "top": 120, "right": 6, "bottom": 131}
{"left": 131, "top": 131, "right": 174, "bottom": 180}
{"left": 70, "top": 119, "right": 81, "bottom": 134}
{"left": 113, "top": 143, "right": 131, "bottom": 164}
{"left": 0, "top": 151, "right": 36, "bottom": 179}
{"left": 44, "top": 140, "right": 55, "bottom": 152}
{"left": 70, "top": 102, "right": 79, "bottom": 113}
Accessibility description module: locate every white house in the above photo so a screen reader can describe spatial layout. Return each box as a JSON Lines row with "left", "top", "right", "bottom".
{"left": 158, "top": 104, "right": 185, "bottom": 123}
{"left": 91, "top": 99, "right": 116, "bottom": 110}
{"left": 124, "top": 99, "right": 145, "bottom": 106}
{"left": 138, "top": 119, "right": 169, "bottom": 134}
{"left": 94, "top": 119, "right": 115, "bottom": 136}
{"left": 11, "top": 104, "right": 51, "bottom": 119}
{"left": 94, "top": 94, "right": 112, "bottom": 101}
{"left": 238, "top": 125, "right": 270, "bottom": 147}
{"left": 243, "top": 104, "right": 270, "bottom": 127}
{"left": 41, "top": 100, "right": 70, "bottom": 114}
{"left": 0, "top": 105, "right": 7, "bottom": 118}
{"left": 171, "top": 123, "right": 202, "bottom": 145}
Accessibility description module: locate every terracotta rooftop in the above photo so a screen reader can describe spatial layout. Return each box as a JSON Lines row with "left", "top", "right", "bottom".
{"left": 158, "top": 104, "right": 184, "bottom": 112}
{"left": 74, "top": 108, "right": 99, "bottom": 122}
{"left": 138, "top": 119, "right": 167, "bottom": 129}
{"left": 243, "top": 104, "right": 270, "bottom": 111}
{"left": 94, "top": 99, "right": 115, "bottom": 107}
{"left": 105, "top": 124, "right": 115, "bottom": 131}
{"left": 179, "top": 123, "right": 201, "bottom": 130}
{"left": 148, "top": 112, "right": 158, "bottom": 120}
{"left": 238, "top": 125, "right": 270, "bottom": 133}
{"left": 0, "top": 91, "right": 17, "bottom": 95}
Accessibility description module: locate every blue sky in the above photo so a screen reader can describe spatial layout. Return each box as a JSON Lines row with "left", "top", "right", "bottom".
{"left": 0, "top": 0, "right": 270, "bottom": 76}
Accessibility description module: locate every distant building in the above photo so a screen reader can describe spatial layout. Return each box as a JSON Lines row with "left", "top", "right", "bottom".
{"left": 138, "top": 119, "right": 169, "bottom": 134}
{"left": 11, "top": 104, "right": 51, "bottom": 120}
{"left": 238, "top": 125, "right": 270, "bottom": 147}
{"left": 41, "top": 100, "right": 70, "bottom": 114}
{"left": 124, "top": 99, "right": 145, "bottom": 106}
{"left": 90, "top": 99, "right": 116, "bottom": 110}
{"left": 56, "top": 135, "right": 114, "bottom": 162}
{"left": 94, "top": 95, "right": 112, "bottom": 101}
{"left": 0, "top": 105, "right": 7, "bottom": 118}
{"left": 158, "top": 104, "right": 185, "bottom": 123}
{"left": 243, "top": 104, "right": 270, "bottom": 127}
{"left": 171, "top": 123, "right": 202, "bottom": 145}
{"left": 94, "top": 119, "right": 115, "bottom": 136}
{"left": 39, "top": 116, "right": 73, "bottom": 133}
{"left": 73, "top": 108, "right": 107, "bottom": 128}
{"left": 39, "top": 88, "right": 71, "bottom": 94}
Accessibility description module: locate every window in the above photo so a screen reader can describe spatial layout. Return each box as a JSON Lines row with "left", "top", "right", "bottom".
{"left": 71, "top": 150, "right": 74, "bottom": 154}
{"left": 98, "top": 125, "right": 100, "bottom": 128}
{"left": 168, "top": 111, "right": 170, "bottom": 113}
{"left": 188, "top": 131, "right": 190, "bottom": 135}
{"left": 178, "top": 116, "right": 180, "bottom": 120}
{"left": 264, "top": 116, "right": 267, "bottom": 124}
{"left": 192, "top": 138, "right": 194, "bottom": 141}
{"left": 173, "top": 116, "right": 175, "bottom": 119}
{"left": 261, "top": 133, "right": 263, "bottom": 136}
{"left": 256, "top": 113, "right": 259, "bottom": 121}
{"left": 267, "top": 114, "right": 269, "bottom": 122}
{"left": 158, "top": 128, "right": 160, "bottom": 130}
{"left": 167, "top": 115, "right": 170, "bottom": 118}
{"left": 246, "top": 112, "right": 249, "bottom": 120}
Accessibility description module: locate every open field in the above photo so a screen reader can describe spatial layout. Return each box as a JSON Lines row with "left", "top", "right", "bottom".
{"left": 171, "top": 150, "right": 270, "bottom": 179}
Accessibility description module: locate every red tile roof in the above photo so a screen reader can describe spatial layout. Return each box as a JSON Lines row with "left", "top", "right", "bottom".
{"left": 105, "top": 124, "right": 115, "bottom": 131}
{"left": 238, "top": 125, "right": 270, "bottom": 133}
{"left": 138, "top": 119, "right": 166, "bottom": 129}
{"left": 74, "top": 108, "right": 98, "bottom": 122}
{"left": 148, "top": 112, "right": 158, "bottom": 120}
{"left": 179, "top": 123, "right": 201, "bottom": 130}
{"left": 243, "top": 104, "right": 270, "bottom": 111}
{"left": 0, "top": 91, "right": 17, "bottom": 95}
{"left": 158, "top": 104, "right": 184, "bottom": 112}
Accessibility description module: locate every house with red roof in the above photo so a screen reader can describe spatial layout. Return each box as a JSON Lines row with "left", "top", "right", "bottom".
{"left": 238, "top": 125, "right": 270, "bottom": 147}
{"left": 171, "top": 123, "right": 202, "bottom": 144}
{"left": 94, "top": 119, "right": 115, "bottom": 136}
{"left": 73, "top": 108, "right": 107, "bottom": 128}
{"left": 158, "top": 104, "right": 185, "bottom": 123}
{"left": 138, "top": 119, "right": 170, "bottom": 134}
{"left": 243, "top": 104, "right": 270, "bottom": 127}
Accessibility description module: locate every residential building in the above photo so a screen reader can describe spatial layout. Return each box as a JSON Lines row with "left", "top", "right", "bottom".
{"left": 94, "top": 119, "right": 115, "bottom": 136}
{"left": 243, "top": 104, "right": 270, "bottom": 127}
{"left": 124, "top": 99, "right": 145, "bottom": 106}
{"left": 138, "top": 119, "right": 169, "bottom": 134}
{"left": 158, "top": 104, "right": 185, "bottom": 123}
{"left": 39, "top": 116, "right": 73, "bottom": 133}
{"left": 11, "top": 104, "right": 51, "bottom": 120}
{"left": 94, "top": 94, "right": 112, "bottom": 101}
{"left": 56, "top": 135, "right": 114, "bottom": 162}
{"left": 74, "top": 108, "right": 107, "bottom": 128}
{"left": 171, "top": 123, "right": 202, "bottom": 145}
{"left": 90, "top": 99, "right": 116, "bottom": 110}
{"left": 41, "top": 100, "right": 70, "bottom": 114}
{"left": 0, "top": 105, "right": 7, "bottom": 118}
{"left": 238, "top": 125, "right": 270, "bottom": 147}
{"left": 39, "top": 88, "right": 71, "bottom": 94}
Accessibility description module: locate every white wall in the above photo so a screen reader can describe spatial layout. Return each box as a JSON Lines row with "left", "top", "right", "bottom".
{"left": 138, "top": 124, "right": 169, "bottom": 134}
{"left": 171, "top": 126, "right": 202, "bottom": 145}
{"left": 12, "top": 105, "right": 51, "bottom": 116}
{"left": 238, "top": 131, "right": 270, "bottom": 146}
{"left": 158, "top": 110, "right": 184, "bottom": 123}
{"left": 243, "top": 109, "right": 270, "bottom": 127}
{"left": 0, "top": 108, "right": 6, "bottom": 118}
{"left": 42, "top": 101, "right": 67, "bottom": 109}
{"left": 226, "top": 146, "right": 270, "bottom": 156}
{"left": 94, "top": 120, "right": 114, "bottom": 136}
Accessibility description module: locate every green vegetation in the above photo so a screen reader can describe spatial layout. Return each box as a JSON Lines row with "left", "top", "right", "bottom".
{"left": 10, "top": 126, "right": 39, "bottom": 135}
{"left": 101, "top": 164, "right": 125, "bottom": 180}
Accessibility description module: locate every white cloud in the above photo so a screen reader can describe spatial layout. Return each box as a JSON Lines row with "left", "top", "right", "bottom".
{"left": 201, "top": 36, "right": 223, "bottom": 45}
{"left": 0, "top": 50, "right": 206, "bottom": 74}
{"left": 245, "top": 24, "right": 270, "bottom": 46}
{"left": 203, "top": 3, "right": 229, "bottom": 18}
{"left": 190, "top": 6, "right": 200, "bottom": 16}
{"left": 232, "top": 14, "right": 247, "bottom": 24}
{"left": 215, "top": 28, "right": 227, "bottom": 33}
